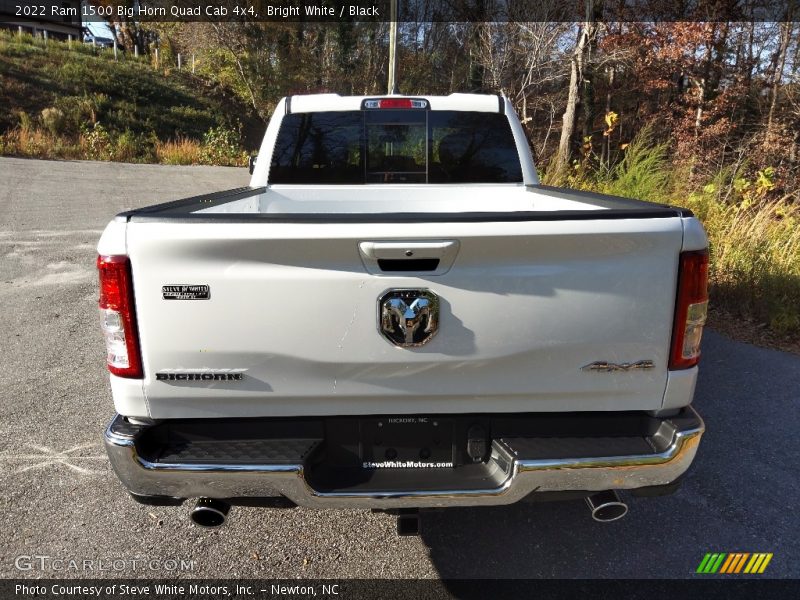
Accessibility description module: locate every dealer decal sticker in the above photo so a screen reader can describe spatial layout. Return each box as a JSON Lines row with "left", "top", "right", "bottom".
{"left": 162, "top": 284, "right": 210, "bottom": 300}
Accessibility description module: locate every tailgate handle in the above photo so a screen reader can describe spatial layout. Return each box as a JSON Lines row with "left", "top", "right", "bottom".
{"left": 358, "top": 240, "right": 459, "bottom": 275}
{"left": 377, "top": 258, "right": 440, "bottom": 272}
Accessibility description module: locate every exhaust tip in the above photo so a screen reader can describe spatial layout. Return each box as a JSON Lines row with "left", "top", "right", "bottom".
{"left": 190, "top": 498, "right": 230, "bottom": 528}
{"left": 586, "top": 490, "right": 628, "bottom": 523}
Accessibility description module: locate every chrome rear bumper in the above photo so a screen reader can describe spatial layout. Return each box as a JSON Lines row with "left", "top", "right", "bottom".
{"left": 104, "top": 408, "right": 704, "bottom": 509}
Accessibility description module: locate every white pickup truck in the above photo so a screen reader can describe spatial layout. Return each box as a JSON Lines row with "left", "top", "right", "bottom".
{"left": 99, "top": 93, "right": 707, "bottom": 532}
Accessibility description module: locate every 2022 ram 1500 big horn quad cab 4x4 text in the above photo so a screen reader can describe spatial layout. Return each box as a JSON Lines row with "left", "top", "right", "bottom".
{"left": 99, "top": 93, "right": 707, "bottom": 529}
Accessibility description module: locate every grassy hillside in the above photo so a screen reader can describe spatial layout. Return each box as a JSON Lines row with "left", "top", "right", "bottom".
{"left": 558, "top": 132, "right": 800, "bottom": 345}
{"left": 0, "top": 31, "right": 264, "bottom": 164}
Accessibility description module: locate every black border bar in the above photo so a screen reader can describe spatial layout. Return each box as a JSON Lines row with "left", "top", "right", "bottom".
{"left": 3, "top": 579, "right": 799, "bottom": 600}
{"left": 19, "top": 0, "right": 800, "bottom": 23}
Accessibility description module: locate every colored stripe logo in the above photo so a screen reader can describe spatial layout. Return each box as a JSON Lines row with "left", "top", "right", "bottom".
{"left": 696, "top": 553, "right": 773, "bottom": 574}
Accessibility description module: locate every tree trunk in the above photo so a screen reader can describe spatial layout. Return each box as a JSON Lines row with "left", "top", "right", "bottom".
{"left": 554, "top": 45, "right": 580, "bottom": 176}
{"left": 602, "top": 66, "right": 614, "bottom": 168}
{"left": 693, "top": 38, "right": 714, "bottom": 141}
{"left": 553, "top": 13, "right": 593, "bottom": 179}
{"left": 468, "top": 23, "right": 485, "bottom": 92}
{"left": 315, "top": 28, "right": 327, "bottom": 90}
{"left": 581, "top": 3, "right": 602, "bottom": 149}
{"left": 767, "top": 21, "right": 792, "bottom": 134}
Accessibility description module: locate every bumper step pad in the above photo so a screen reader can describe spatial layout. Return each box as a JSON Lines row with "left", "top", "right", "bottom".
{"left": 155, "top": 438, "right": 320, "bottom": 465}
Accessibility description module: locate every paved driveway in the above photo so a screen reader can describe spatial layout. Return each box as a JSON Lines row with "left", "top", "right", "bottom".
{"left": 0, "top": 157, "right": 797, "bottom": 579}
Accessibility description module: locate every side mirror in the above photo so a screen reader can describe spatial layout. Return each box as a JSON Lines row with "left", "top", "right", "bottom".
{"left": 248, "top": 155, "right": 257, "bottom": 175}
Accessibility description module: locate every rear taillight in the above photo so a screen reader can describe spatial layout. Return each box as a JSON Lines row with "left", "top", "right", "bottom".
{"left": 669, "top": 250, "right": 709, "bottom": 370}
{"left": 97, "top": 255, "right": 143, "bottom": 378}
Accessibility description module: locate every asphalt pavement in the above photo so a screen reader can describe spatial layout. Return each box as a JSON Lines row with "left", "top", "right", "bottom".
{"left": 0, "top": 157, "right": 798, "bottom": 580}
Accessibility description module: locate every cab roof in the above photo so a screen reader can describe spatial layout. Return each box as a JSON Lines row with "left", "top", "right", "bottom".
{"left": 285, "top": 93, "right": 505, "bottom": 114}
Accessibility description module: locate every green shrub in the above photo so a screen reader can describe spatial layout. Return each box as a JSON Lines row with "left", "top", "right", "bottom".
{"left": 200, "top": 126, "right": 247, "bottom": 166}
{"left": 81, "top": 122, "right": 113, "bottom": 160}
{"left": 167, "top": 105, "right": 215, "bottom": 134}
{"left": 114, "top": 129, "right": 144, "bottom": 162}
{"left": 39, "top": 107, "right": 67, "bottom": 136}
{"left": 17, "top": 111, "right": 33, "bottom": 131}
{"left": 599, "top": 132, "right": 671, "bottom": 204}
{"left": 55, "top": 60, "right": 84, "bottom": 85}
{"left": 79, "top": 92, "right": 109, "bottom": 124}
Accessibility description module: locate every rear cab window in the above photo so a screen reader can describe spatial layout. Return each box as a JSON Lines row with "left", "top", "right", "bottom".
{"left": 269, "top": 110, "right": 522, "bottom": 184}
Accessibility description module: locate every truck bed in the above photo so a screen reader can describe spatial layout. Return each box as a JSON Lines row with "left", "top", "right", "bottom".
{"left": 116, "top": 184, "right": 692, "bottom": 222}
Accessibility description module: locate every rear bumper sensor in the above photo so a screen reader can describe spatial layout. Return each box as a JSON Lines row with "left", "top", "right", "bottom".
{"left": 105, "top": 408, "right": 703, "bottom": 509}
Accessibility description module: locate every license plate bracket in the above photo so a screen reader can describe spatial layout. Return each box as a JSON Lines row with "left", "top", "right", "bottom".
{"left": 360, "top": 417, "right": 454, "bottom": 466}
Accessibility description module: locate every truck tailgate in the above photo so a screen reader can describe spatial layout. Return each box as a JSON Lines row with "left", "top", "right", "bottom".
{"left": 126, "top": 218, "right": 683, "bottom": 419}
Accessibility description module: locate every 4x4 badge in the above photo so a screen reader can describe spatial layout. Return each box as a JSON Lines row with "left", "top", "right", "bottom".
{"left": 581, "top": 360, "right": 655, "bottom": 372}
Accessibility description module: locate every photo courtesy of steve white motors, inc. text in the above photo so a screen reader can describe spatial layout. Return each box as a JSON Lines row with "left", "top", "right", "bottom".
{"left": 14, "top": 583, "right": 341, "bottom": 597}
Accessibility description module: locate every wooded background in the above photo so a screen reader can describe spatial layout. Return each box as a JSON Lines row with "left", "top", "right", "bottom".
{"left": 101, "top": 14, "right": 799, "bottom": 195}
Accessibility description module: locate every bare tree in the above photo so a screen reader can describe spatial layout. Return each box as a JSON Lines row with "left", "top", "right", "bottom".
{"left": 553, "top": 16, "right": 595, "bottom": 178}
{"left": 767, "top": 20, "right": 794, "bottom": 134}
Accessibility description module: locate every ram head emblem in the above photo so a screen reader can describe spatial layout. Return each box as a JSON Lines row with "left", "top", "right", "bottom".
{"left": 379, "top": 289, "right": 439, "bottom": 347}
